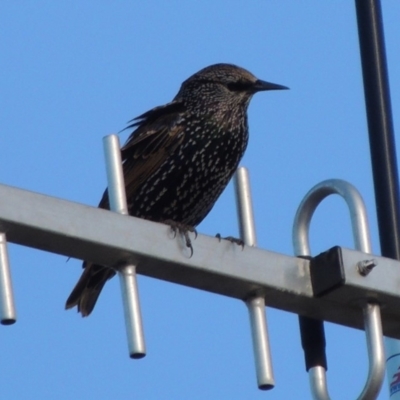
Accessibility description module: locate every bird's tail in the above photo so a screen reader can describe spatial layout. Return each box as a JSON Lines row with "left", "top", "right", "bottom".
{"left": 65, "top": 262, "right": 116, "bottom": 317}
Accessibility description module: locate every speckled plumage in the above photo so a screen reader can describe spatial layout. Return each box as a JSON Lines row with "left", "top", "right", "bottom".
{"left": 66, "top": 63, "right": 287, "bottom": 316}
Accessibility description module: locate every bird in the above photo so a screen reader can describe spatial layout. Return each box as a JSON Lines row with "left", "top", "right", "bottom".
{"left": 66, "top": 63, "right": 288, "bottom": 316}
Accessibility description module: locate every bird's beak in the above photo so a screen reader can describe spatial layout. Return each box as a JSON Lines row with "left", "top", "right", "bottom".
{"left": 253, "top": 79, "right": 289, "bottom": 92}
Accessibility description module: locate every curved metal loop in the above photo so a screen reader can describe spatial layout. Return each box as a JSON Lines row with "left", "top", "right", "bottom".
{"left": 293, "top": 179, "right": 371, "bottom": 256}
{"left": 293, "top": 179, "right": 385, "bottom": 400}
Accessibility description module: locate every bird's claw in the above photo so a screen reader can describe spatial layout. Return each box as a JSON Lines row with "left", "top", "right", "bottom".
{"left": 216, "top": 234, "right": 245, "bottom": 249}
{"left": 165, "top": 220, "right": 197, "bottom": 257}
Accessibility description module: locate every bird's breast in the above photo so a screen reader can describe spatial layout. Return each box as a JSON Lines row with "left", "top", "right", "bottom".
{"left": 128, "top": 113, "right": 249, "bottom": 226}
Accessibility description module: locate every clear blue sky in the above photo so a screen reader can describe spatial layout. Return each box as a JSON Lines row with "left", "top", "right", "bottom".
{"left": 1, "top": 2, "right": 399, "bottom": 399}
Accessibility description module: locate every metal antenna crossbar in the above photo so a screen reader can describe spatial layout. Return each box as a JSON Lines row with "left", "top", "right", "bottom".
{"left": 1, "top": 181, "right": 400, "bottom": 335}
{"left": 103, "top": 135, "right": 146, "bottom": 358}
{"left": 235, "top": 167, "right": 274, "bottom": 390}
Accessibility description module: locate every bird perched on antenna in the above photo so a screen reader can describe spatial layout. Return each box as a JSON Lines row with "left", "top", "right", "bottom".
{"left": 66, "top": 63, "right": 288, "bottom": 316}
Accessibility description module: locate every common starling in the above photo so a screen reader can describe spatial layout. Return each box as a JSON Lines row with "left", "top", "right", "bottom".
{"left": 66, "top": 63, "right": 287, "bottom": 316}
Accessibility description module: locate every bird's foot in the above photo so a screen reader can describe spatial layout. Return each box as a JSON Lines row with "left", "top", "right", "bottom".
{"left": 216, "top": 234, "right": 245, "bottom": 249}
{"left": 164, "top": 220, "right": 197, "bottom": 257}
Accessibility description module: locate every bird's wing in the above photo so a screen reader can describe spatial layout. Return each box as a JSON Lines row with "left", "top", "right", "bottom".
{"left": 99, "top": 101, "right": 186, "bottom": 209}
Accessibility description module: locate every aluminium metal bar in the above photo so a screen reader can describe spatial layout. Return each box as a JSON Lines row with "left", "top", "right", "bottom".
{"left": 103, "top": 134, "right": 146, "bottom": 358}
{"left": 359, "top": 303, "right": 385, "bottom": 400}
{"left": 234, "top": 167, "right": 274, "bottom": 390}
{"left": 308, "top": 367, "right": 329, "bottom": 400}
{"left": 0, "top": 233, "right": 16, "bottom": 324}
{"left": 355, "top": 1, "right": 400, "bottom": 397}
{"left": 235, "top": 167, "right": 257, "bottom": 246}
{"left": 293, "top": 179, "right": 385, "bottom": 400}
{"left": 306, "top": 305, "right": 384, "bottom": 400}
{"left": 293, "top": 180, "right": 372, "bottom": 255}
{"left": 1, "top": 183, "right": 400, "bottom": 336}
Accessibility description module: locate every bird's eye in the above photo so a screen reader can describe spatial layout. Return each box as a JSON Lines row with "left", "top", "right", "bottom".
{"left": 226, "top": 81, "right": 253, "bottom": 92}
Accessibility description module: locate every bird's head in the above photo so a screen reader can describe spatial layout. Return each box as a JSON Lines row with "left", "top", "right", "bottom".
{"left": 175, "top": 63, "right": 288, "bottom": 109}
